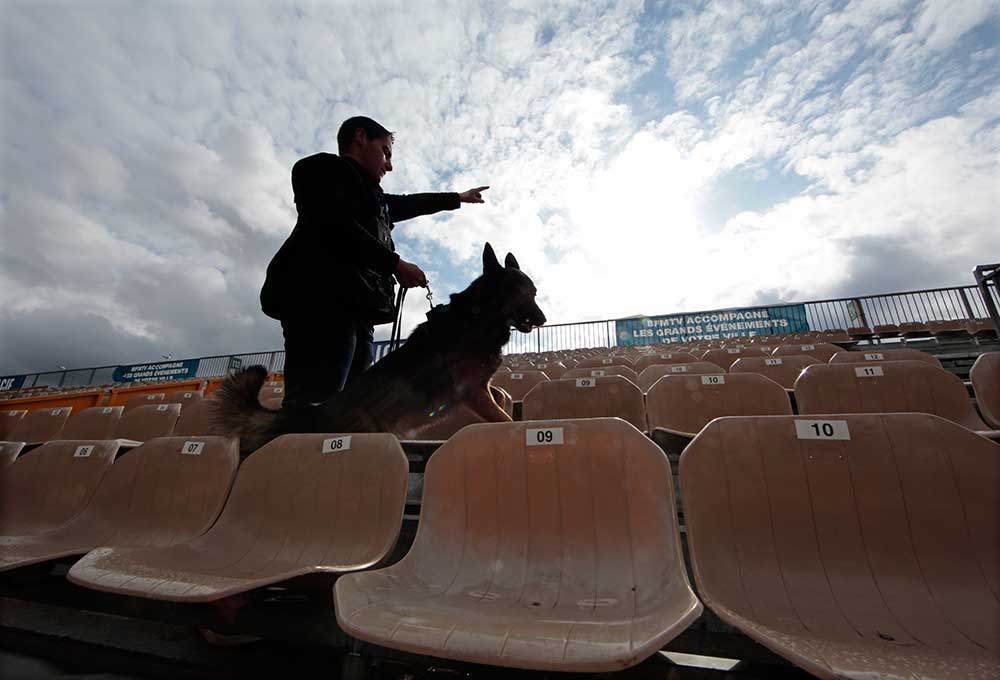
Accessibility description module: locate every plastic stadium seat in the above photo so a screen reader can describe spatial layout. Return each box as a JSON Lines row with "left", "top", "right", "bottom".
{"left": 122, "top": 393, "right": 165, "bottom": 414}
{"left": 5, "top": 407, "right": 72, "bottom": 445}
{"left": 57, "top": 406, "right": 123, "bottom": 440}
{"left": 491, "top": 370, "right": 549, "bottom": 402}
{"left": 573, "top": 356, "right": 635, "bottom": 370}
{"left": 562, "top": 365, "right": 639, "bottom": 385}
{"left": 163, "top": 390, "right": 203, "bottom": 406}
{"left": 334, "top": 418, "right": 702, "bottom": 672}
{"left": 633, "top": 353, "right": 700, "bottom": 374}
{"left": 967, "top": 318, "right": 999, "bottom": 341}
{"left": 258, "top": 382, "right": 285, "bottom": 402}
{"left": 522, "top": 376, "right": 646, "bottom": 431}
{"left": 0, "top": 443, "right": 24, "bottom": 470}
{"left": 0, "top": 437, "right": 238, "bottom": 571}
{"left": 970, "top": 352, "right": 1000, "bottom": 429}
{"left": 69, "top": 434, "right": 407, "bottom": 602}
{"left": 637, "top": 362, "right": 725, "bottom": 393}
{"left": 0, "top": 410, "right": 27, "bottom": 440}
{"left": 646, "top": 374, "right": 792, "bottom": 454}
{"left": 829, "top": 348, "right": 942, "bottom": 368}
{"left": 772, "top": 342, "right": 842, "bottom": 363}
{"left": 0, "top": 441, "right": 120, "bottom": 536}
{"left": 848, "top": 326, "right": 874, "bottom": 340}
{"left": 926, "top": 319, "right": 969, "bottom": 339}
{"left": 680, "top": 414, "right": 1000, "bottom": 680}
{"left": 530, "top": 361, "right": 567, "bottom": 379}
{"left": 730, "top": 355, "right": 821, "bottom": 390}
{"left": 171, "top": 399, "right": 223, "bottom": 437}
{"left": 795, "top": 361, "right": 998, "bottom": 437}
{"left": 898, "top": 321, "right": 931, "bottom": 339}
{"left": 260, "top": 397, "right": 283, "bottom": 410}
{"left": 113, "top": 403, "right": 181, "bottom": 444}
{"left": 873, "top": 323, "right": 900, "bottom": 338}
{"left": 816, "top": 329, "right": 851, "bottom": 342}
{"left": 701, "top": 347, "right": 769, "bottom": 369}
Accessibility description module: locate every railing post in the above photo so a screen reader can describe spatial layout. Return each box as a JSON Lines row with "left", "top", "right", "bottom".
{"left": 850, "top": 298, "right": 869, "bottom": 328}
{"left": 959, "top": 288, "right": 976, "bottom": 320}
{"left": 974, "top": 264, "right": 1000, "bottom": 332}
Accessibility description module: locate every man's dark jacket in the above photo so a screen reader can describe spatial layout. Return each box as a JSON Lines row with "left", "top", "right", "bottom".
{"left": 261, "top": 153, "right": 459, "bottom": 324}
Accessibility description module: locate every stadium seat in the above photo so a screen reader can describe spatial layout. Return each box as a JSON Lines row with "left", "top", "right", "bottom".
{"left": 260, "top": 397, "right": 283, "bottom": 410}
{"left": 899, "top": 321, "right": 931, "bottom": 340}
{"left": 562, "top": 365, "right": 639, "bottom": 385}
{"left": 4, "top": 407, "right": 72, "bottom": 445}
{"left": 772, "top": 342, "right": 841, "bottom": 363}
{"left": 69, "top": 433, "right": 407, "bottom": 602}
{"left": 171, "top": 399, "right": 224, "bottom": 437}
{"left": 967, "top": 318, "right": 999, "bottom": 341}
{"left": 637, "top": 362, "right": 725, "bottom": 393}
{"left": 163, "top": 390, "right": 203, "bottom": 406}
{"left": 926, "top": 319, "right": 969, "bottom": 340}
{"left": 0, "top": 436, "right": 238, "bottom": 571}
{"left": 680, "top": 413, "right": 999, "bottom": 680}
{"left": 701, "top": 347, "right": 769, "bottom": 369}
{"left": 122, "top": 393, "right": 166, "bottom": 414}
{"left": 730, "top": 355, "right": 821, "bottom": 390}
{"left": 0, "top": 443, "right": 24, "bottom": 470}
{"left": 334, "top": 418, "right": 702, "bottom": 672}
{"left": 795, "top": 361, "right": 998, "bottom": 437}
{"left": 491, "top": 370, "right": 549, "bottom": 401}
{"left": 633, "top": 353, "right": 700, "bottom": 374}
{"left": 573, "top": 356, "right": 635, "bottom": 370}
{"left": 970, "top": 352, "right": 1000, "bottom": 429}
{"left": 829, "top": 348, "right": 942, "bottom": 368}
{"left": 646, "top": 373, "right": 792, "bottom": 454}
{"left": 0, "top": 410, "right": 27, "bottom": 440}
{"left": 848, "top": 326, "right": 875, "bottom": 340}
{"left": 0, "top": 440, "right": 120, "bottom": 536}
{"left": 522, "top": 376, "right": 646, "bottom": 431}
{"left": 872, "top": 323, "right": 900, "bottom": 338}
{"left": 57, "top": 406, "right": 123, "bottom": 440}
{"left": 816, "top": 329, "right": 851, "bottom": 343}
{"left": 113, "top": 403, "right": 181, "bottom": 444}
{"left": 258, "top": 382, "right": 285, "bottom": 402}
{"left": 530, "top": 361, "right": 567, "bottom": 379}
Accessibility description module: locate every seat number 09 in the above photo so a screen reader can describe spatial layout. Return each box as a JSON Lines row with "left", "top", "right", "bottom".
{"left": 527, "top": 427, "right": 564, "bottom": 446}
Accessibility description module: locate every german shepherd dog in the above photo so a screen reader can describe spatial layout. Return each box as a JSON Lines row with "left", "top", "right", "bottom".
{"left": 213, "top": 243, "right": 546, "bottom": 456}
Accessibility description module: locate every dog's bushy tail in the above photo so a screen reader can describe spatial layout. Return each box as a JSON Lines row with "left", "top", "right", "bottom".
{"left": 210, "top": 365, "right": 282, "bottom": 456}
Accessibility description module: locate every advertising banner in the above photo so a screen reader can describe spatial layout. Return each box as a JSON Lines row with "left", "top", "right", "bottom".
{"left": 0, "top": 375, "right": 26, "bottom": 391}
{"left": 112, "top": 359, "right": 200, "bottom": 383}
{"left": 615, "top": 305, "right": 810, "bottom": 346}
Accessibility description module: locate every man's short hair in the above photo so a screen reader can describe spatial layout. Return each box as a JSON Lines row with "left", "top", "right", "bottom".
{"left": 337, "top": 116, "right": 394, "bottom": 154}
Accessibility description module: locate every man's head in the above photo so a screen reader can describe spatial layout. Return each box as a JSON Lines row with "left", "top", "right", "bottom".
{"left": 337, "top": 116, "right": 394, "bottom": 184}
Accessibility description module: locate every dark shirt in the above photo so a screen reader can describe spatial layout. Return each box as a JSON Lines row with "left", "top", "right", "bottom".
{"left": 260, "top": 153, "right": 460, "bottom": 324}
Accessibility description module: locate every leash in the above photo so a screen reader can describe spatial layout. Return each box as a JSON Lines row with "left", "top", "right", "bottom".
{"left": 388, "top": 284, "right": 435, "bottom": 353}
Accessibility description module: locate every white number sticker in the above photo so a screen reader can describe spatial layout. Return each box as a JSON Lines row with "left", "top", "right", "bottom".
{"left": 182, "top": 441, "right": 204, "bottom": 455}
{"left": 183, "top": 392, "right": 192, "bottom": 398}
{"left": 102, "top": 407, "right": 114, "bottom": 414}
{"left": 855, "top": 366, "right": 884, "bottom": 378}
{"left": 274, "top": 387, "right": 283, "bottom": 394}
{"left": 52, "top": 408, "right": 66, "bottom": 415}
{"left": 602, "top": 358, "right": 614, "bottom": 365}
{"left": 671, "top": 365, "right": 688, "bottom": 373}
{"left": 575, "top": 378, "right": 596, "bottom": 388}
{"left": 795, "top": 419, "right": 851, "bottom": 441}
{"left": 322, "top": 436, "right": 352, "bottom": 453}
{"left": 801, "top": 344, "right": 815, "bottom": 350}
{"left": 74, "top": 445, "right": 95, "bottom": 458}
{"left": 701, "top": 375, "right": 725, "bottom": 385}
{"left": 727, "top": 348, "right": 741, "bottom": 354}
{"left": 8, "top": 410, "right": 26, "bottom": 416}
{"left": 863, "top": 353, "right": 884, "bottom": 361}
{"left": 510, "top": 373, "right": 524, "bottom": 380}
{"left": 156, "top": 404, "right": 169, "bottom": 411}
{"left": 589, "top": 369, "right": 605, "bottom": 377}
{"left": 526, "top": 428, "right": 564, "bottom": 446}
{"left": 660, "top": 354, "right": 673, "bottom": 359}
{"left": 147, "top": 395, "right": 157, "bottom": 400}
{"left": 536, "top": 364, "right": 547, "bottom": 369}
{"left": 764, "top": 358, "right": 783, "bottom": 366}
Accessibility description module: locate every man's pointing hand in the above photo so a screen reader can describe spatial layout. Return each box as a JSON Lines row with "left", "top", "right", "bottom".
{"left": 458, "top": 186, "right": 490, "bottom": 203}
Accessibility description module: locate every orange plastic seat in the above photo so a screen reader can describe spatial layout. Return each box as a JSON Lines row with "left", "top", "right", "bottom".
{"left": 562, "top": 365, "right": 639, "bottom": 385}
{"left": 0, "top": 410, "right": 27, "bottom": 440}
{"left": 530, "top": 361, "right": 567, "bottom": 379}
{"left": 632, "top": 353, "right": 700, "bottom": 374}
{"left": 172, "top": 399, "right": 224, "bottom": 437}
{"left": 258, "top": 382, "right": 285, "bottom": 402}
{"left": 58, "top": 406, "right": 123, "bottom": 440}
{"left": 966, "top": 318, "right": 998, "bottom": 340}
{"left": 873, "top": 323, "right": 900, "bottom": 338}
{"left": 0, "top": 436, "right": 238, "bottom": 571}
{"left": 522, "top": 376, "right": 646, "bottom": 431}
{"left": 899, "top": 321, "right": 931, "bottom": 339}
{"left": 113, "top": 403, "right": 181, "bottom": 444}
{"left": 637, "top": 362, "right": 725, "bottom": 393}
{"left": 69, "top": 433, "right": 407, "bottom": 602}
{"left": 0, "top": 442, "right": 24, "bottom": 470}
{"left": 680, "top": 414, "right": 1000, "bottom": 680}
{"left": 926, "top": 319, "right": 969, "bottom": 338}
{"left": 969, "top": 352, "right": 1000, "bottom": 429}
{"left": 334, "top": 418, "right": 702, "bottom": 672}
{"left": 0, "top": 440, "right": 119, "bottom": 535}
{"left": 163, "top": 390, "right": 203, "bottom": 406}
{"left": 122, "top": 392, "right": 165, "bottom": 414}
{"left": 646, "top": 373, "right": 791, "bottom": 453}
{"left": 5, "top": 407, "right": 72, "bottom": 445}
{"left": 701, "top": 347, "right": 770, "bottom": 369}
{"left": 795, "top": 361, "right": 997, "bottom": 436}
{"left": 730, "top": 355, "right": 821, "bottom": 389}
{"left": 829, "top": 348, "right": 942, "bottom": 368}
{"left": 573, "top": 356, "right": 635, "bottom": 370}
{"left": 490, "top": 370, "right": 549, "bottom": 401}
{"left": 772, "top": 342, "right": 842, "bottom": 363}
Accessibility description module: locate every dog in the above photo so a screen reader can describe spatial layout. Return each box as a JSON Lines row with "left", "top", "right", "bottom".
{"left": 212, "top": 243, "right": 546, "bottom": 456}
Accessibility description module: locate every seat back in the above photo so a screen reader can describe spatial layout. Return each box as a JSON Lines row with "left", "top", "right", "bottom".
{"left": 522, "top": 376, "right": 646, "bottom": 430}
{"left": 633, "top": 353, "right": 701, "bottom": 374}
{"left": 795, "top": 360, "right": 988, "bottom": 431}
{"left": 573, "top": 356, "right": 635, "bottom": 370}
{"left": 163, "top": 390, "right": 203, "bottom": 406}
{"left": 491, "top": 370, "right": 549, "bottom": 401}
{"left": 0, "top": 440, "right": 119, "bottom": 535}
{"left": 830, "top": 348, "right": 942, "bottom": 368}
{"left": 730, "top": 355, "right": 821, "bottom": 389}
{"left": 637, "top": 362, "right": 726, "bottom": 393}
{"left": 172, "top": 398, "right": 224, "bottom": 437}
{"left": 970, "top": 352, "right": 1000, "bottom": 429}
{"left": 114, "top": 403, "right": 181, "bottom": 442}
{"left": 58, "top": 406, "right": 123, "bottom": 440}
{"left": 530, "top": 361, "right": 567, "bottom": 379}
{"left": 701, "top": 347, "right": 770, "bottom": 369}
{"left": 123, "top": 393, "right": 166, "bottom": 414}
{"left": 680, "top": 414, "right": 999, "bottom": 662}
{"left": 0, "top": 410, "right": 27, "bottom": 440}
{"left": 772, "top": 342, "right": 841, "bottom": 362}
{"left": 258, "top": 382, "right": 285, "bottom": 402}
{"left": 198, "top": 433, "right": 407, "bottom": 568}
{"left": 8, "top": 407, "right": 72, "bottom": 443}
{"left": 646, "top": 373, "right": 791, "bottom": 437}
{"left": 562, "top": 365, "right": 639, "bottom": 384}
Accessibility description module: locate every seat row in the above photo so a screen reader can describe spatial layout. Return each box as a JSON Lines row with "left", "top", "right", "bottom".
{"left": 1, "top": 415, "right": 996, "bottom": 678}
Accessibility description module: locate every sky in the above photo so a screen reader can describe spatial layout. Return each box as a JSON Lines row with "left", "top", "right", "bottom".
{"left": 1, "top": 0, "right": 998, "bottom": 375}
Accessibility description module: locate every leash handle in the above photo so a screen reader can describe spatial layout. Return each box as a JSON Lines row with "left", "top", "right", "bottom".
{"left": 389, "top": 287, "right": 407, "bottom": 353}
{"left": 425, "top": 284, "right": 434, "bottom": 310}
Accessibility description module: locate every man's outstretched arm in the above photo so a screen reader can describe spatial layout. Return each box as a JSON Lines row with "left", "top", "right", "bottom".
{"left": 385, "top": 186, "right": 490, "bottom": 222}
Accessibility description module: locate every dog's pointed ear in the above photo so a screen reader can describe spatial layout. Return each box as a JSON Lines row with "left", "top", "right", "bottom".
{"left": 504, "top": 253, "right": 520, "bottom": 270}
{"left": 483, "top": 243, "right": 502, "bottom": 274}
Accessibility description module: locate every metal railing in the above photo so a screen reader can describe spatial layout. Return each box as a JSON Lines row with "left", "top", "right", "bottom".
{"left": 4, "top": 273, "right": 998, "bottom": 391}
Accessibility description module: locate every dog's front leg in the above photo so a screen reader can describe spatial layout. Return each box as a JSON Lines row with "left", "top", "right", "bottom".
{"left": 469, "top": 386, "right": 512, "bottom": 422}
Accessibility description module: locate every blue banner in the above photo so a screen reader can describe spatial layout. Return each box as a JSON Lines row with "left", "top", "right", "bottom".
{"left": 615, "top": 305, "right": 810, "bottom": 346}
{"left": 112, "top": 359, "right": 200, "bottom": 383}
{"left": 0, "top": 375, "right": 26, "bottom": 391}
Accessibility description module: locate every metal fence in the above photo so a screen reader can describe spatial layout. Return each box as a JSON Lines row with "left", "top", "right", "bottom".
{"left": 6, "top": 275, "right": 999, "bottom": 390}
